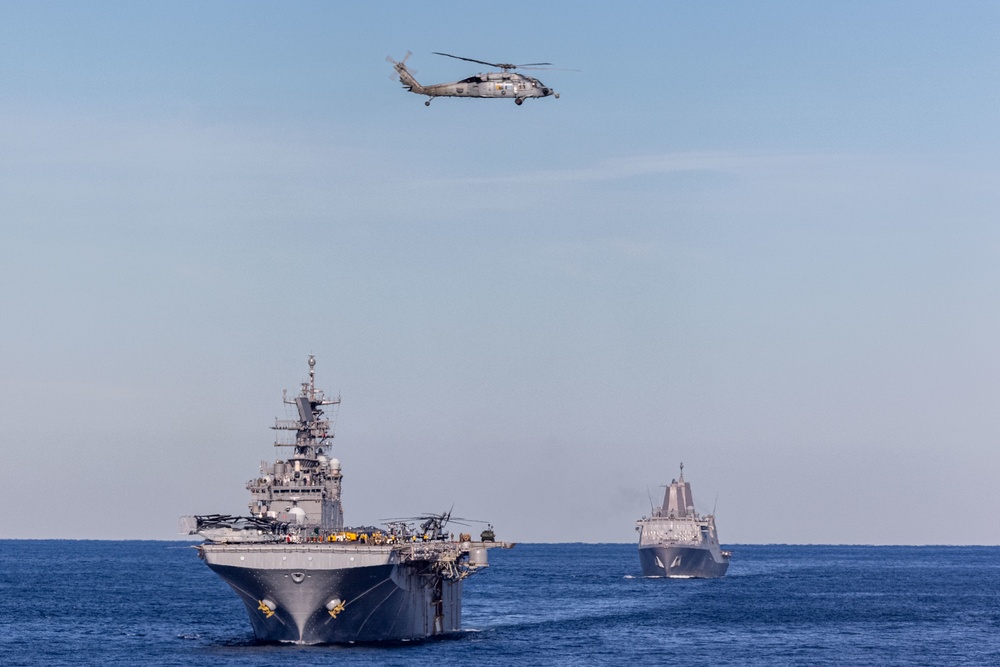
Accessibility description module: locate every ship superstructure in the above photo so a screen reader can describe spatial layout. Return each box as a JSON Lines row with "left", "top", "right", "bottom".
{"left": 182, "top": 356, "right": 509, "bottom": 644}
{"left": 635, "top": 463, "right": 730, "bottom": 578}
{"left": 247, "top": 361, "right": 344, "bottom": 532}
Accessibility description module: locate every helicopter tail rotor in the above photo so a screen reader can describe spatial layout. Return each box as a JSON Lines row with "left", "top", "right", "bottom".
{"left": 386, "top": 51, "right": 416, "bottom": 79}
{"left": 385, "top": 51, "right": 412, "bottom": 67}
{"left": 386, "top": 51, "right": 424, "bottom": 93}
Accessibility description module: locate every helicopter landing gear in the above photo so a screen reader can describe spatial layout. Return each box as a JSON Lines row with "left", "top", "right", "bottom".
{"left": 425, "top": 100, "right": 431, "bottom": 106}
{"left": 515, "top": 98, "right": 523, "bottom": 106}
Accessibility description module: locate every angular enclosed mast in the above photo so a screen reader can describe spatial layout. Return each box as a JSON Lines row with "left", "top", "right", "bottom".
{"left": 659, "top": 462, "right": 695, "bottom": 518}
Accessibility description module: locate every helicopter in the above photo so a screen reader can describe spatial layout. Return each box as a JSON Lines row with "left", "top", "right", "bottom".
{"left": 383, "top": 510, "right": 463, "bottom": 541}
{"left": 387, "top": 51, "right": 561, "bottom": 106}
{"left": 382, "top": 509, "right": 492, "bottom": 541}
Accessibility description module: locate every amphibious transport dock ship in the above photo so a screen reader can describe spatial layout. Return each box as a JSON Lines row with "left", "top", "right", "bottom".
{"left": 182, "top": 356, "right": 509, "bottom": 644}
{"left": 635, "top": 464, "right": 730, "bottom": 578}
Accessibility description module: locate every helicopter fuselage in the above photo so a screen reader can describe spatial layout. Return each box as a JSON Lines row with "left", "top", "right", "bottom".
{"left": 422, "top": 72, "right": 556, "bottom": 101}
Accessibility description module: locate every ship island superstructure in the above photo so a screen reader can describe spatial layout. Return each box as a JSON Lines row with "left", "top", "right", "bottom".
{"left": 635, "top": 463, "right": 730, "bottom": 578}
{"left": 182, "top": 356, "right": 509, "bottom": 644}
{"left": 248, "top": 364, "right": 344, "bottom": 533}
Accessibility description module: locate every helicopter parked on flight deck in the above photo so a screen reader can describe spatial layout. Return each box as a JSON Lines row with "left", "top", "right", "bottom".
{"left": 388, "top": 51, "right": 561, "bottom": 106}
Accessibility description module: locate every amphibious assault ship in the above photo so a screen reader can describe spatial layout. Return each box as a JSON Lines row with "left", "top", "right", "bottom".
{"left": 181, "top": 356, "right": 509, "bottom": 644}
{"left": 635, "top": 464, "right": 730, "bottom": 578}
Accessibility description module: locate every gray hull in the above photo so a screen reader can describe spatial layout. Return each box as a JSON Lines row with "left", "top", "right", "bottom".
{"left": 207, "top": 560, "right": 461, "bottom": 644}
{"left": 638, "top": 544, "right": 729, "bottom": 578}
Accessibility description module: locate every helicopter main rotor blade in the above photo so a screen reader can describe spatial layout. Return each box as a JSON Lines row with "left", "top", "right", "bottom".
{"left": 433, "top": 52, "right": 500, "bottom": 68}
{"left": 433, "top": 52, "right": 559, "bottom": 72}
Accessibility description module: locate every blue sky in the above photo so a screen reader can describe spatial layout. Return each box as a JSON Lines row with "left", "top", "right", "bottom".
{"left": 2, "top": 1, "right": 998, "bottom": 543}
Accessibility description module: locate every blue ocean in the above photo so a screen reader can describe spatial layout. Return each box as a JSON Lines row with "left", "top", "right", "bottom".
{"left": 2, "top": 541, "right": 999, "bottom": 666}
